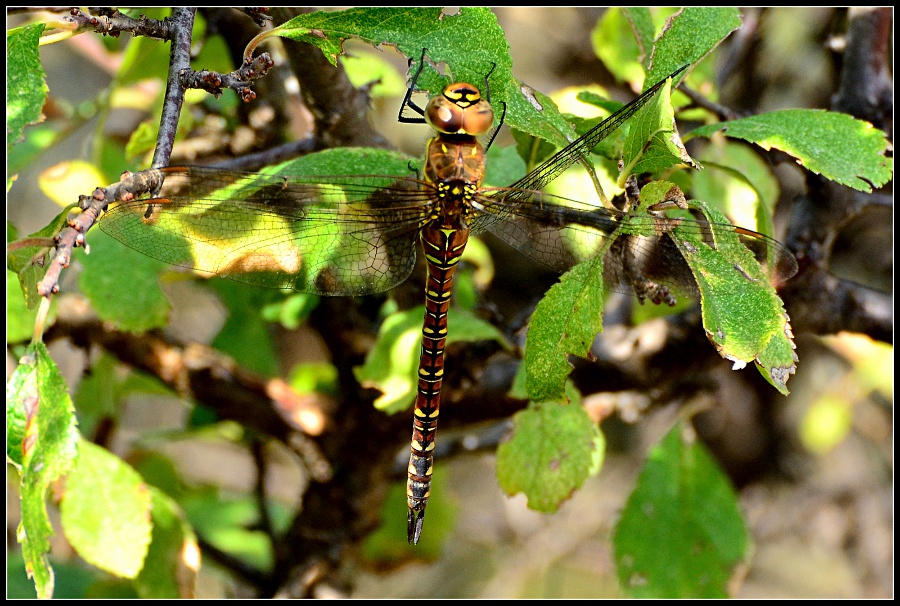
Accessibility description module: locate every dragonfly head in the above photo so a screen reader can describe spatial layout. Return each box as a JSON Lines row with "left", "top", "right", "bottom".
{"left": 426, "top": 82, "right": 494, "bottom": 137}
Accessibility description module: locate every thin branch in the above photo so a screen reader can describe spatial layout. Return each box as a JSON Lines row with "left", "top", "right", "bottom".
{"left": 36, "top": 169, "right": 167, "bottom": 297}
{"left": 65, "top": 7, "right": 172, "bottom": 40}
{"left": 151, "top": 7, "right": 195, "bottom": 169}
{"left": 832, "top": 7, "right": 893, "bottom": 133}
{"left": 239, "top": 7, "right": 273, "bottom": 28}
{"left": 678, "top": 83, "right": 742, "bottom": 122}
{"left": 179, "top": 53, "right": 274, "bottom": 103}
{"left": 250, "top": 439, "right": 278, "bottom": 543}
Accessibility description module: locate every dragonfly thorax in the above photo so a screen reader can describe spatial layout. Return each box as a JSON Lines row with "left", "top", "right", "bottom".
{"left": 425, "top": 82, "right": 494, "bottom": 136}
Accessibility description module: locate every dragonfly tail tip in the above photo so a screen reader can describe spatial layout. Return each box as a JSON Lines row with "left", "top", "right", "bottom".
{"left": 407, "top": 509, "right": 425, "bottom": 545}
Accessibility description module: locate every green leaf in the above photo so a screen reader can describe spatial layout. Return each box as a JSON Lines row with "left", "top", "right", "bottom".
{"left": 180, "top": 490, "right": 290, "bottom": 573}
{"left": 525, "top": 254, "right": 605, "bottom": 403}
{"left": 689, "top": 109, "right": 893, "bottom": 192}
{"left": 673, "top": 201, "right": 796, "bottom": 393}
{"left": 60, "top": 441, "right": 153, "bottom": 579}
{"left": 355, "top": 306, "right": 509, "bottom": 414}
{"left": 647, "top": 7, "right": 742, "bottom": 84}
{"left": 78, "top": 229, "right": 172, "bottom": 332}
{"left": 613, "top": 422, "right": 749, "bottom": 598}
{"left": 275, "top": 146, "right": 414, "bottom": 178}
{"left": 134, "top": 487, "right": 198, "bottom": 598}
{"left": 496, "top": 400, "right": 604, "bottom": 512}
{"left": 751, "top": 313, "right": 799, "bottom": 395}
{"left": 7, "top": 342, "right": 80, "bottom": 599}
{"left": 622, "top": 76, "right": 694, "bottom": 181}
{"left": 272, "top": 7, "right": 577, "bottom": 150}
{"left": 622, "top": 8, "right": 656, "bottom": 66}
{"left": 7, "top": 22, "right": 48, "bottom": 149}
{"left": 484, "top": 142, "right": 527, "bottom": 188}
{"left": 261, "top": 292, "right": 319, "bottom": 330}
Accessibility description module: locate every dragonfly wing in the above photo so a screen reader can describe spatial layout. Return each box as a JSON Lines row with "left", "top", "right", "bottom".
{"left": 474, "top": 191, "right": 796, "bottom": 303}
{"left": 98, "top": 170, "right": 431, "bottom": 296}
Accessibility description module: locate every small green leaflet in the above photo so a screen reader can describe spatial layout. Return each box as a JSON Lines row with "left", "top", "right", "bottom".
{"left": 622, "top": 75, "right": 695, "bottom": 182}
{"left": 496, "top": 400, "right": 604, "bottom": 513}
{"left": 134, "top": 487, "right": 199, "bottom": 598}
{"left": 613, "top": 422, "right": 749, "bottom": 598}
{"left": 524, "top": 253, "right": 606, "bottom": 403}
{"left": 689, "top": 109, "right": 893, "bottom": 192}
{"left": 646, "top": 7, "right": 742, "bottom": 87}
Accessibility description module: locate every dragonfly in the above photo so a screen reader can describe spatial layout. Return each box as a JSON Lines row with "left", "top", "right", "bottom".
{"left": 95, "top": 59, "right": 797, "bottom": 544}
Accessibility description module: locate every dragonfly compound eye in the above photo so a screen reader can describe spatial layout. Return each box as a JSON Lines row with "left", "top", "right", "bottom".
{"left": 425, "top": 83, "right": 494, "bottom": 136}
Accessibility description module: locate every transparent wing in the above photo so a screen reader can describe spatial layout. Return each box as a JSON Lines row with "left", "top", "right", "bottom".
{"left": 98, "top": 167, "right": 435, "bottom": 296}
{"left": 472, "top": 189, "right": 798, "bottom": 302}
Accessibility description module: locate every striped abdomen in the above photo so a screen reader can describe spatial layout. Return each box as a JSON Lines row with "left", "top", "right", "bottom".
{"left": 407, "top": 134, "right": 483, "bottom": 544}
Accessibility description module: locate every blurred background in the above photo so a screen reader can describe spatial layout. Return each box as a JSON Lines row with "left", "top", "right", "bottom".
{"left": 7, "top": 7, "right": 892, "bottom": 599}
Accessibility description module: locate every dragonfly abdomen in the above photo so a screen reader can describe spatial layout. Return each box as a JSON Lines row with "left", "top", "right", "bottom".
{"left": 408, "top": 217, "right": 471, "bottom": 544}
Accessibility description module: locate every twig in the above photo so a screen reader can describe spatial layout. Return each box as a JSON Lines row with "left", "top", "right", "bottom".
{"left": 678, "top": 83, "right": 742, "bottom": 122}
{"left": 251, "top": 439, "right": 278, "bottom": 543}
{"left": 65, "top": 7, "right": 172, "bottom": 40}
{"left": 239, "top": 7, "right": 273, "bottom": 27}
{"left": 179, "top": 53, "right": 275, "bottom": 103}
{"left": 151, "top": 7, "right": 195, "bottom": 169}
{"left": 36, "top": 169, "right": 167, "bottom": 297}
{"left": 832, "top": 7, "right": 893, "bottom": 133}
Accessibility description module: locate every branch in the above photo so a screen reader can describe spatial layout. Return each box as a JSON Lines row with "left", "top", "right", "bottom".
{"left": 36, "top": 169, "right": 167, "bottom": 297}
{"left": 831, "top": 7, "right": 893, "bottom": 133}
{"left": 268, "top": 7, "right": 390, "bottom": 150}
{"left": 65, "top": 7, "right": 173, "bottom": 40}
{"left": 151, "top": 7, "right": 195, "bottom": 169}
{"left": 179, "top": 53, "right": 274, "bottom": 103}
{"left": 42, "top": 294, "right": 331, "bottom": 441}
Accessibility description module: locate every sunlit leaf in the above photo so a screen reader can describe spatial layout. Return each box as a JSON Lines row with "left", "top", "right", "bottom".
{"left": 61, "top": 441, "right": 153, "bottom": 579}
{"left": 689, "top": 109, "right": 893, "bottom": 192}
